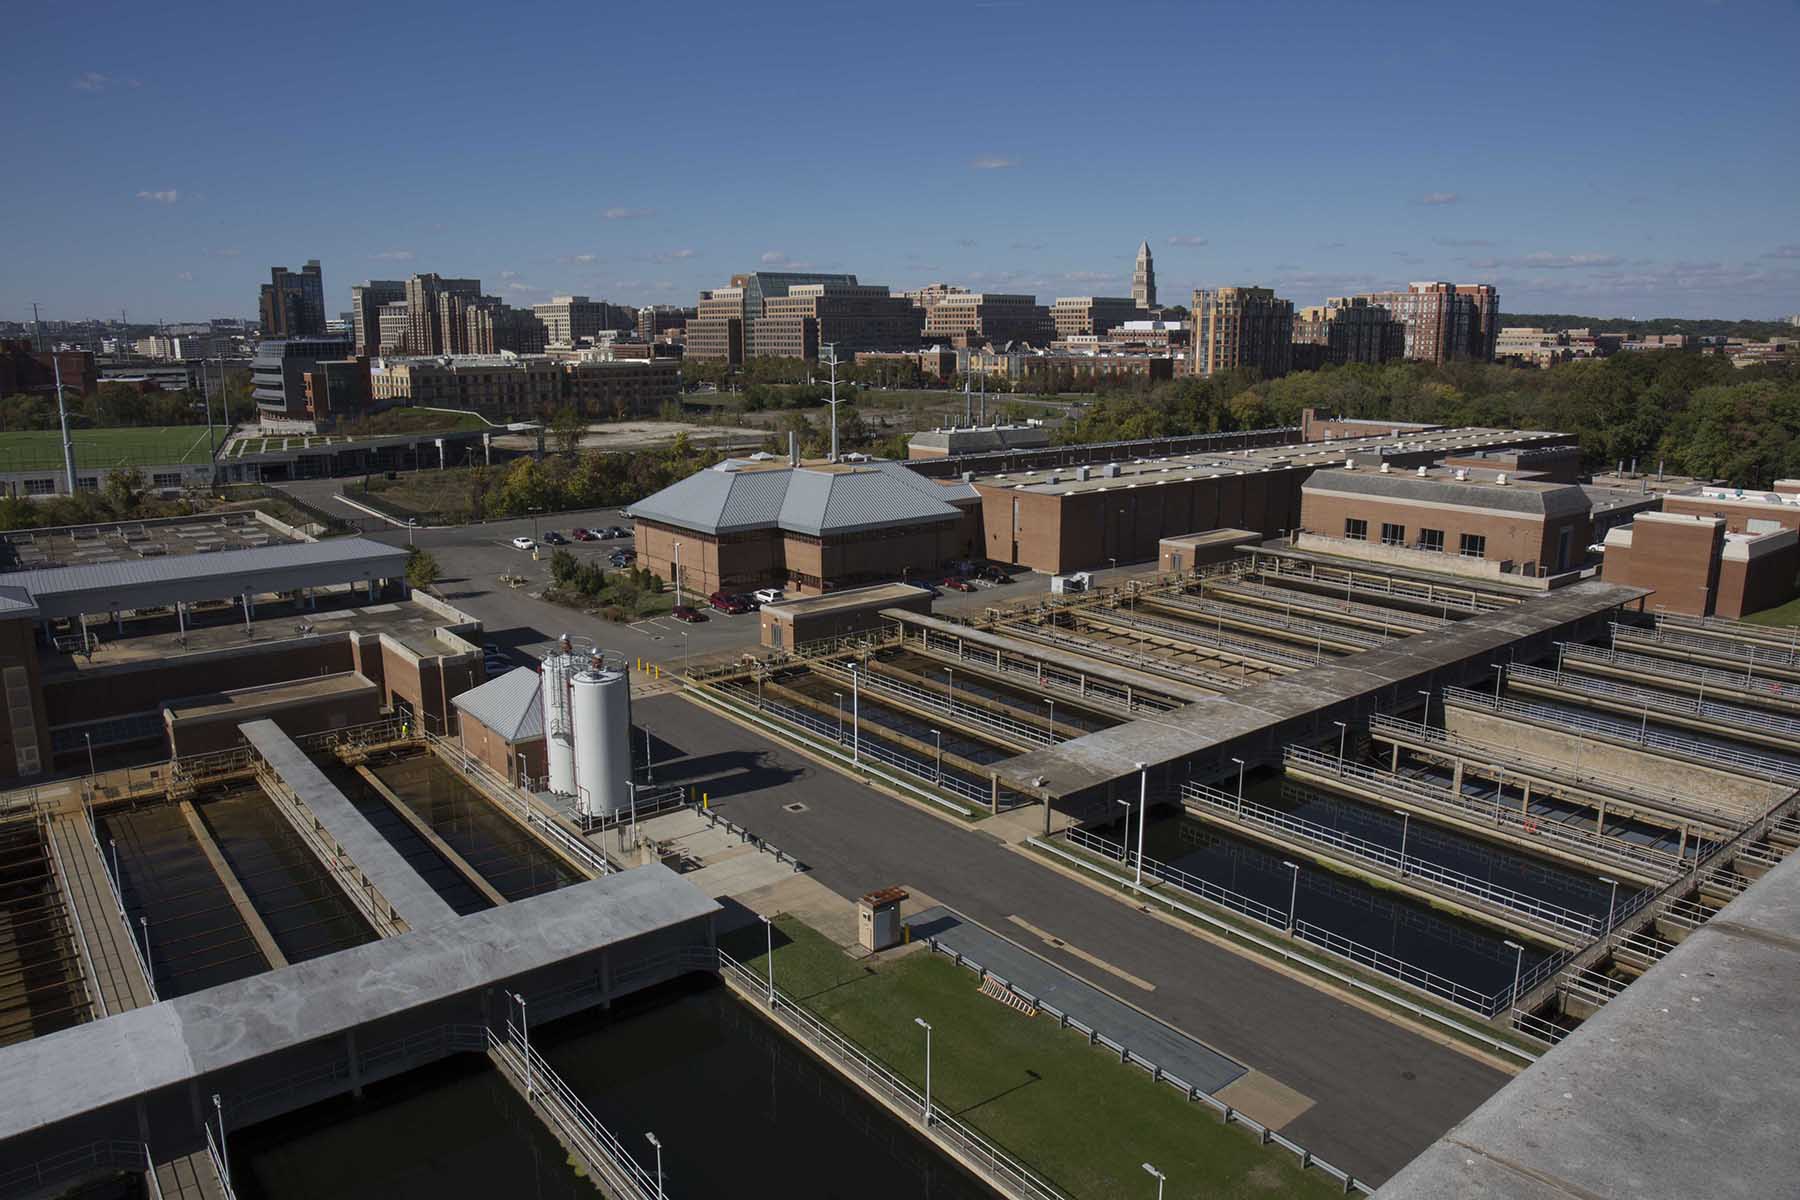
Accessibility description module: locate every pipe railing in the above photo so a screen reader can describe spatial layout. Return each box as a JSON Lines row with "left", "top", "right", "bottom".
{"left": 1618, "top": 620, "right": 1800, "bottom": 670}
{"left": 1199, "top": 577, "right": 1450, "bottom": 630}
{"left": 1152, "top": 592, "right": 1391, "bottom": 648}
{"left": 83, "top": 800, "right": 158, "bottom": 1002}
{"left": 42, "top": 813, "right": 106, "bottom": 1020}
{"left": 818, "top": 659, "right": 1053, "bottom": 747}
{"left": 910, "top": 626, "right": 1178, "bottom": 715}
{"left": 1561, "top": 642, "right": 1800, "bottom": 704}
{"left": 1180, "top": 781, "right": 1607, "bottom": 938}
{"left": 1075, "top": 606, "right": 1323, "bottom": 668}
{"left": 1509, "top": 662, "right": 1800, "bottom": 741}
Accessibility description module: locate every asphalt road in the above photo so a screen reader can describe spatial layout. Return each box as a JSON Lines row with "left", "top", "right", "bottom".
{"left": 631, "top": 691, "right": 1510, "bottom": 1186}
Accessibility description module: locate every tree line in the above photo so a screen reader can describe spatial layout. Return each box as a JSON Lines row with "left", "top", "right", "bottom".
{"left": 0, "top": 374, "right": 257, "bottom": 432}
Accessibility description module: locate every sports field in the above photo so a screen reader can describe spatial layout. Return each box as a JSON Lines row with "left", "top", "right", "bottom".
{"left": 0, "top": 426, "right": 219, "bottom": 471}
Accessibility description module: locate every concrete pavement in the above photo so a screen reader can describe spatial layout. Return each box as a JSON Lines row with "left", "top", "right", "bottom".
{"left": 631, "top": 691, "right": 1512, "bottom": 1185}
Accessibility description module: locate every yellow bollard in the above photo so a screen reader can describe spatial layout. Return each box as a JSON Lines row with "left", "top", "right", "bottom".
{"left": 702, "top": 792, "right": 709, "bottom": 811}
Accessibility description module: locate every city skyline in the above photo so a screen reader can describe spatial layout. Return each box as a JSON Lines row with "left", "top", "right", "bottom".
{"left": 5, "top": 0, "right": 1797, "bottom": 322}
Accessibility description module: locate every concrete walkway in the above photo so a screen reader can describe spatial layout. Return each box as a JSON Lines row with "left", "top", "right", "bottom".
{"left": 906, "top": 904, "right": 1248, "bottom": 1095}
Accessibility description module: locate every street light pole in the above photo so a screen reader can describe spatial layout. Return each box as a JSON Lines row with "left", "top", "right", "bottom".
{"left": 1333, "top": 720, "right": 1348, "bottom": 767}
{"left": 512, "top": 992, "right": 531, "bottom": 1096}
{"left": 212, "top": 1093, "right": 231, "bottom": 1191}
{"left": 1283, "top": 860, "right": 1300, "bottom": 934}
{"left": 1417, "top": 688, "right": 1432, "bottom": 727}
{"left": 914, "top": 1017, "right": 933, "bottom": 1125}
{"left": 1599, "top": 875, "right": 1618, "bottom": 934}
{"left": 672, "top": 540, "right": 683, "bottom": 608}
{"left": 931, "top": 729, "right": 942, "bottom": 782}
{"left": 1142, "top": 1162, "right": 1166, "bottom": 1200}
{"left": 1134, "top": 761, "right": 1148, "bottom": 889}
{"left": 1231, "top": 756, "right": 1246, "bottom": 814}
{"left": 850, "top": 663, "right": 861, "bottom": 766}
{"left": 760, "top": 914, "right": 775, "bottom": 1003}
{"left": 1394, "top": 808, "right": 1410, "bottom": 876}
{"left": 645, "top": 1132, "right": 664, "bottom": 1200}
{"left": 1505, "top": 939, "right": 1525, "bottom": 1009}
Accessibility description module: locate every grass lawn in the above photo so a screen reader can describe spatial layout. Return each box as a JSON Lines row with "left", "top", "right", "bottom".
{"left": 1741, "top": 594, "right": 1800, "bottom": 626}
{"left": 0, "top": 425, "right": 218, "bottom": 470}
{"left": 724, "top": 916, "right": 1338, "bottom": 1200}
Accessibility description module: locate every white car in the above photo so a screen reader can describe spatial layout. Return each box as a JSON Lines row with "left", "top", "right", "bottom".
{"left": 510, "top": 535, "right": 536, "bottom": 551}
{"left": 752, "top": 587, "right": 784, "bottom": 605}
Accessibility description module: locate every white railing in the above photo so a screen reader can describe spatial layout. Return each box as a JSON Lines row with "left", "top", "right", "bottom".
{"left": 1616, "top": 620, "right": 1800, "bottom": 670}
{"left": 923, "top": 940, "right": 1373, "bottom": 1195}
{"left": 0, "top": 1141, "right": 163, "bottom": 1198}
{"left": 718, "top": 950, "right": 1072, "bottom": 1200}
{"left": 42, "top": 814, "right": 106, "bottom": 1020}
{"left": 84, "top": 802, "right": 159, "bottom": 1002}
{"left": 1510, "top": 662, "right": 1800, "bottom": 741}
{"left": 428, "top": 731, "right": 612, "bottom": 876}
{"left": 910, "top": 625, "right": 1178, "bottom": 715}
{"left": 1152, "top": 592, "right": 1391, "bottom": 648}
{"left": 1562, "top": 642, "right": 1800, "bottom": 704}
{"left": 821, "top": 661, "right": 1052, "bottom": 747}
{"left": 1180, "top": 780, "right": 1607, "bottom": 938}
{"left": 1077, "top": 606, "right": 1323, "bottom": 668}
{"left": 205, "top": 1119, "right": 237, "bottom": 1200}
{"left": 1291, "top": 740, "right": 1687, "bottom": 878}
{"left": 489, "top": 1020, "right": 663, "bottom": 1199}
{"left": 1200, "top": 577, "right": 1450, "bottom": 630}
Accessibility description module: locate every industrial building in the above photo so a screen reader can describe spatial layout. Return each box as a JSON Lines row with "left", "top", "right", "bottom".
{"left": 906, "top": 423, "right": 1053, "bottom": 459}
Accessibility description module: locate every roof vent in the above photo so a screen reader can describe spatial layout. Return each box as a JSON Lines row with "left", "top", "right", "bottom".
{"left": 1417, "top": 466, "right": 1428, "bottom": 477}
{"left": 1454, "top": 468, "right": 1468, "bottom": 481}
{"left": 1077, "top": 465, "right": 1090, "bottom": 481}
{"left": 1103, "top": 463, "right": 1121, "bottom": 478}
{"left": 1496, "top": 472, "right": 1509, "bottom": 485}
{"left": 961, "top": 471, "right": 974, "bottom": 483}
{"left": 1379, "top": 461, "right": 1391, "bottom": 474}
{"left": 1344, "top": 457, "right": 1356, "bottom": 470}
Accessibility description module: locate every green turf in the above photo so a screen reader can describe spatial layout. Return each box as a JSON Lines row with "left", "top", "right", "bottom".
{"left": 1740, "top": 594, "right": 1800, "bottom": 627}
{"left": 0, "top": 426, "right": 218, "bottom": 470}
{"left": 725, "top": 916, "right": 1340, "bottom": 1200}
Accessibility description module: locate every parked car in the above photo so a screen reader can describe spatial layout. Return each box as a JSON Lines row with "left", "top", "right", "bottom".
{"left": 708, "top": 591, "right": 749, "bottom": 614}
{"left": 510, "top": 535, "right": 535, "bottom": 551}
{"left": 751, "top": 587, "right": 784, "bottom": 605}
{"left": 671, "top": 605, "right": 707, "bottom": 623}
{"left": 941, "top": 576, "right": 976, "bottom": 592}
{"left": 602, "top": 526, "right": 629, "bottom": 539}
{"left": 571, "top": 527, "right": 598, "bottom": 541}
{"left": 978, "top": 565, "right": 1011, "bottom": 584}
{"left": 542, "top": 530, "right": 568, "bottom": 545}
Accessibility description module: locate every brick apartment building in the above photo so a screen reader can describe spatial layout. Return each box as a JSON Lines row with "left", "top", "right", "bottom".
{"left": 0, "top": 340, "right": 97, "bottom": 397}
{"left": 753, "top": 283, "right": 923, "bottom": 360}
{"left": 367, "top": 354, "right": 678, "bottom": 420}
{"left": 351, "top": 280, "right": 406, "bottom": 356}
{"left": 1348, "top": 282, "right": 1500, "bottom": 364}
{"left": 1050, "top": 296, "right": 1142, "bottom": 339}
{"left": 1292, "top": 298, "right": 1407, "bottom": 367}
{"left": 1191, "top": 287, "right": 1294, "bottom": 377}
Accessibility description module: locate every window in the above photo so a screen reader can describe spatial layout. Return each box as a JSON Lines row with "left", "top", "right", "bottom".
{"left": 76, "top": 477, "right": 98, "bottom": 492}
{"left": 1418, "top": 528, "right": 1445, "bottom": 553}
{"left": 152, "top": 473, "right": 181, "bottom": 488}
{"left": 1380, "top": 522, "right": 1406, "bottom": 546}
{"left": 1460, "top": 533, "right": 1487, "bottom": 558}
{"left": 24, "top": 478, "right": 55, "bottom": 496}
{"left": 1344, "top": 518, "right": 1368, "bottom": 541}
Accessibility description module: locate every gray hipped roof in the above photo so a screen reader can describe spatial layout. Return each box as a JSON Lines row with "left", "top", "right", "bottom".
{"left": 452, "top": 666, "right": 544, "bottom": 742}
{"left": 629, "top": 459, "right": 976, "bottom": 538}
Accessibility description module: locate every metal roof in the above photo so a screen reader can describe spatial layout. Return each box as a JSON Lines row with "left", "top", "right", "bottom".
{"left": 452, "top": 666, "right": 544, "bottom": 742}
{"left": 1303, "top": 466, "right": 1591, "bottom": 519}
{"left": 0, "top": 586, "right": 38, "bottom": 620}
{"left": 0, "top": 537, "right": 409, "bottom": 618}
{"left": 629, "top": 459, "right": 975, "bottom": 538}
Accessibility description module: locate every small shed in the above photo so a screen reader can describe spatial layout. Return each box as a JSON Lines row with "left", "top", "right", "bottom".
{"left": 1157, "top": 529, "right": 1261, "bottom": 575}
{"left": 760, "top": 583, "right": 933, "bottom": 652}
{"left": 858, "top": 886, "right": 910, "bottom": 952}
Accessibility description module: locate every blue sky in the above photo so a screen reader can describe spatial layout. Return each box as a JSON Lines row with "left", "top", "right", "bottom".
{"left": 6, "top": 0, "right": 1797, "bottom": 324}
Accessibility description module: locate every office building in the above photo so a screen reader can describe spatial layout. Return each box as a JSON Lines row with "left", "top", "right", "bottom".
{"left": 258, "top": 261, "right": 326, "bottom": 338}
{"left": 754, "top": 283, "right": 924, "bottom": 360}
{"left": 685, "top": 287, "right": 747, "bottom": 364}
{"left": 532, "top": 296, "right": 632, "bottom": 345}
{"left": 1348, "top": 282, "right": 1500, "bottom": 364}
{"left": 302, "top": 356, "right": 375, "bottom": 425}
{"left": 562, "top": 358, "right": 681, "bottom": 418}
{"left": 351, "top": 281, "right": 406, "bottom": 355}
{"left": 404, "top": 274, "right": 482, "bottom": 356}
{"left": 923, "top": 293, "right": 1055, "bottom": 347}
{"left": 1292, "top": 298, "right": 1407, "bottom": 367}
{"left": 637, "top": 305, "right": 690, "bottom": 342}
{"left": 1131, "top": 241, "right": 1156, "bottom": 309}
{"left": 1050, "top": 296, "right": 1142, "bottom": 339}
{"left": 1191, "top": 286, "right": 1294, "bottom": 377}
{"left": 457, "top": 297, "right": 548, "bottom": 356}
{"left": 251, "top": 336, "right": 353, "bottom": 425}
{"left": 376, "top": 302, "right": 411, "bottom": 354}
{"left": 902, "top": 283, "right": 969, "bottom": 317}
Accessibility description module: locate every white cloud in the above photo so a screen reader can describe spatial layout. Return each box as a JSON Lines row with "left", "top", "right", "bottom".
{"left": 761, "top": 251, "right": 791, "bottom": 265}
{"left": 1061, "top": 270, "right": 1113, "bottom": 284}
{"left": 504, "top": 281, "right": 540, "bottom": 293}
{"left": 970, "top": 154, "right": 1019, "bottom": 170}
{"left": 135, "top": 189, "right": 178, "bottom": 204}
{"left": 500, "top": 270, "right": 519, "bottom": 280}
{"left": 572, "top": 253, "right": 598, "bottom": 264}
{"left": 1166, "top": 235, "right": 1207, "bottom": 247}
{"left": 1435, "top": 237, "right": 1493, "bottom": 247}
{"left": 1767, "top": 244, "right": 1800, "bottom": 260}
{"left": 373, "top": 249, "right": 415, "bottom": 261}
{"left": 207, "top": 247, "right": 241, "bottom": 258}
{"left": 661, "top": 248, "right": 697, "bottom": 260}
{"left": 73, "top": 72, "right": 111, "bottom": 91}
{"left": 955, "top": 238, "right": 978, "bottom": 248}
{"left": 1517, "top": 251, "right": 1622, "bottom": 270}
{"left": 603, "top": 206, "right": 655, "bottom": 220}
{"left": 1418, "top": 191, "right": 1460, "bottom": 206}
{"left": 175, "top": 271, "right": 193, "bottom": 281}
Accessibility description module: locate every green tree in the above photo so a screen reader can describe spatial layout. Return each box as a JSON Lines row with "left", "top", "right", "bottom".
{"left": 549, "top": 547, "right": 579, "bottom": 585}
{"left": 550, "top": 406, "right": 587, "bottom": 456}
{"left": 102, "top": 467, "right": 145, "bottom": 516}
{"left": 405, "top": 547, "right": 441, "bottom": 591}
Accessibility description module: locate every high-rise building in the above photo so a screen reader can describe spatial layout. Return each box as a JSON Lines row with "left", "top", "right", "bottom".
{"left": 686, "top": 287, "right": 747, "bottom": 363}
{"left": 922, "top": 293, "right": 1055, "bottom": 347}
{"left": 1191, "top": 286, "right": 1294, "bottom": 377}
{"left": 1050, "top": 296, "right": 1142, "bottom": 339}
{"left": 376, "top": 302, "right": 411, "bottom": 354}
{"left": 1348, "top": 282, "right": 1500, "bottom": 364}
{"left": 902, "top": 283, "right": 969, "bottom": 315}
{"left": 532, "top": 296, "right": 633, "bottom": 345}
{"left": 467, "top": 299, "right": 549, "bottom": 356}
{"left": 1292, "top": 297, "right": 1407, "bottom": 367}
{"left": 636, "top": 305, "right": 690, "bottom": 342}
{"left": 258, "top": 261, "right": 326, "bottom": 338}
{"left": 686, "top": 271, "right": 883, "bottom": 361}
{"left": 1132, "top": 241, "right": 1156, "bottom": 310}
{"left": 755, "top": 283, "right": 924, "bottom": 360}
{"left": 404, "top": 274, "right": 482, "bottom": 356}
{"left": 350, "top": 280, "right": 406, "bottom": 355}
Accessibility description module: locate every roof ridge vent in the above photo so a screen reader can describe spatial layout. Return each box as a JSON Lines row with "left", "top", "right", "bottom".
{"left": 1417, "top": 465, "right": 1428, "bottom": 477}
{"left": 1496, "top": 472, "right": 1509, "bottom": 485}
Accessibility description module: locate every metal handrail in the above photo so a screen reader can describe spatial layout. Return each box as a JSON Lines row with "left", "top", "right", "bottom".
{"left": 1180, "top": 781, "right": 1604, "bottom": 937}
{"left": 1442, "top": 685, "right": 1800, "bottom": 784}
{"left": 1510, "top": 662, "right": 1800, "bottom": 740}
{"left": 1561, "top": 642, "right": 1800, "bottom": 704}
{"left": 427, "top": 731, "right": 611, "bottom": 875}
{"left": 910, "top": 626, "right": 1178, "bottom": 714}
{"left": 1151, "top": 592, "right": 1391, "bottom": 648}
{"left": 1005, "top": 619, "right": 1247, "bottom": 690}
{"left": 83, "top": 801, "right": 159, "bottom": 1002}
{"left": 0, "top": 1141, "right": 161, "bottom": 1196}
{"left": 43, "top": 814, "right": 106, "bottom": 1020}
{"left": 819, "top": 660, "right": 1052, "bottom": 747}
{"left": 1614, "top": 620, "right": 1800, "bottom": 670}
{"left": 1259, "top": 555, "right": 1506, "bottom": 611}
{"left": 718, "top": 950, "right": 1072, "bottom": 1200}
{"left": 1060, "top": 826, "right": 1516, "bottom": 1014}
{"left": 1200, "top": 577, "right": 1450, "bottom": 629}
{"left": 1075, "top": 606, "right": 1324, "bottom": 667}
{"left": 204, "top": 1120, "right": 237, "bottom": 1200}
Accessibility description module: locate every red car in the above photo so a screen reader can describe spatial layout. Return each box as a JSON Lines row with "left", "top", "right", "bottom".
{"left": 941, "top": 576, "right": 977, "bottom": 592}
{"left": 671, "top": 605, "right": 708, "bottom": 623}
{"left": 709, "top": 591, "right": 749, "bottom": 614}
{"left": 571, "top": 528, "right": 598, "bottom": 542}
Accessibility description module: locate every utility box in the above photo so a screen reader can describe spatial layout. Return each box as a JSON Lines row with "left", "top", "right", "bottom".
{"left": 858, "top": 886, "right": 909, "bottom": 952}
{"left": 1050, "top": 572, "right": 1092, "bottom": 595}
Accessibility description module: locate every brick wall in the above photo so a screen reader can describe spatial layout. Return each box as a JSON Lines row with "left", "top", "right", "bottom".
{"left": 1299, "top": 489, "right": 1588, "bottom": 575}
{"left": 457, "top": 713, "right": 545, "bottom": 783}
{"left": 1600, "top": 514, "right": 1724, "bottom": 616}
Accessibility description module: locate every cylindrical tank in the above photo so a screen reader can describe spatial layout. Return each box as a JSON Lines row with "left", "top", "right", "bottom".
{"left": 540, "top": 652, "right": 578, "bottom": 795}
{"left": 570, "top": 664, "right": 632, "bottom": 817}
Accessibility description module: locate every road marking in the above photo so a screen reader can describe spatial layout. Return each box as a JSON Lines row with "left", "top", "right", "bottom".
{"left": 1006, "top": 915, "right": 1156, "bottom": 991}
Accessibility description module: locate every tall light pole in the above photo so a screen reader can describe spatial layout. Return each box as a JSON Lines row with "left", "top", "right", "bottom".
{"left": 1417, "top": 688, "right": 1432, "bottom": 727}
{"left": 1116, "top": 797, "right": 1132, "bottom": 866}
{"left": 760, "top": 914, "right": 775, "bottom": 1003}
{"left": 914, "top": 1017, "right": 933, "bottom": 1125}
{"left": 512, "top": 992, "right": 531, "bottom": 1097}
{"left": 53, "top": 356, "right": 77, "bottom": 495}
{"left": 645, "top": 1132, "right": 663, "bottom": 1200}
{"left": 823, "top": 343, "right": 848, "bottom": 462}
{"left": 1599, "top": 875, "right": 1618, "bottom": 934}
{"left": 1283, "top": 860, "right": 1300, "bottom": 934}
{"left": 212, "top": 1093, "right": 231, "bottom": 1191}
{"left": 1133, "top": 760, "right": 1148, "bottom": 889}
{"left": 931, "top": 728, "right": 942, "bottom": 782}
{"left": 1142, "top": 1162, "right": 1165, "bottom": 1200}
{"left": 849, "top": 662, "right": 861, "bottom": 766}
{"left": 1504, "top": 939, "right": 1525, "bottom": 1009}
{"left": 1231, "top": 756, "right": 1246, "bottom": 814}
{"left": 672, "top": 540, "right": 683, "bottom": 608}
{"left": 1393, "top": 808, "right": 1410, "bottom": 876}
{"left": 1333, "top": 720, "right": 1348, "bottom": 767}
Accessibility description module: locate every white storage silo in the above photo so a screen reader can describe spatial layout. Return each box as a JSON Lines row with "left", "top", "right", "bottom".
{"left": 540, "top": 651, "right": 578, "bottom": 795}
{"left": 570, "top": 663, "right": 633, "bottom": 818}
